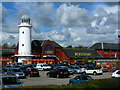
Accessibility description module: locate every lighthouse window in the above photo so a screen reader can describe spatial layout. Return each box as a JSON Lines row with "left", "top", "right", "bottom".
{"left": 22, "top": 31, "right": 24, "bottom": 34}
{"left": 22, "top": 44, "right": 24, "bottom": 46}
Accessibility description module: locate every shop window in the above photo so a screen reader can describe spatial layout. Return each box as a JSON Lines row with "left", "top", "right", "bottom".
{"left": 44, "top": 44, "right": 53, "bottom": 54}
{"left": 112, "top": 51, "right": 115, "bottom": 55}
{"left": 44, "top": 50, "right": 53, "bottom": 54}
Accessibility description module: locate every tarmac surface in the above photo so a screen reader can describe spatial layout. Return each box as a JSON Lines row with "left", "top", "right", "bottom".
{"left": 20, "top": 71, "right": 113, "bottom": 86}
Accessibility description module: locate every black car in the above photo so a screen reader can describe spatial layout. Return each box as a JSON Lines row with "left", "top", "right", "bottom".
{"left": 23, "top": 67, "right": 40, "bottom": 77}
{"left": 2, "top": 74, "right": 23, "bottom": 88}
{"left": 46, "top": 67, "right": 70, "bottom": 78}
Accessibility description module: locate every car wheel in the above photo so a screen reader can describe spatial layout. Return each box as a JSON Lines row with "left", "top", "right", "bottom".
{"left": 47, "top": 74, "right": 50, "bottom": 77}
{"left": 69, "top": 81, "right": 72, "bottom": 85}
{"left": 83, "top": 72, "right": 86, "bottom": 75}
{"left": 28, "top": 74, "right": 31, "bottom": 77}
{"left": 56, "top": 74, "right": 59, "bottom": 78}
{"left": 93, "top": 72, "right": 97, "bottom": 75}
{"left": 74, "top": 71, "right": 77, "bottom": 74}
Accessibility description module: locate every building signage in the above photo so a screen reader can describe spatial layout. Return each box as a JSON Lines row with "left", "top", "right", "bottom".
{"left": 74, "top": 53, "right": 91, "bottom": 56}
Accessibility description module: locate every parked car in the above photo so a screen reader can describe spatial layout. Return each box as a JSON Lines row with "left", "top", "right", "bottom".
{"left": 78, "top": 65, "right": 87, "bottom": 72}
{"left": 30, "top": 64, "right": 37, "bottom": 68}
{"left": 36, "top": 63, "right": 51, "bottom": 71}
{"left": 101, "top": 66, "right": 109, "bottom": 72}
{"left": 46, "top": 67, "right": 70, "bottom": 78}
{"left": 112, "top": 70, "right": 120, "bottom": 78}
{"left": 7, "top": 68, "right": 26, "bottom": 78}
{"left": 68, "top": 66, "right": 83, "bottom": 74}
{"left": 84, "top": 67, "right": 103, "bottom": 75}
{"left": 24, "top": 67, "right": 40, "bottom": 77}
{"left": 10, "top": 62, "right": 24, "bottom": 66}
{"left": 2, "top": 65, "right": 13, "bottom": 72}
{"left": 1, "top": 74, "right": 23, "bottom": 88}
{"left": 67, "top": 67, "right": 75, "bottom": 75}
{"left": 13, "top": 65, "right": 22, "bottom": 68}
{"left": 69, "top": 74, "right": 93, "bottom": 84}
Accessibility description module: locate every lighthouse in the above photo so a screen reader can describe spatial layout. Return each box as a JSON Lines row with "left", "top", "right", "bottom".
{"left": 118, "top": 30, "right": 120, "bottom": 59}
{"left": 16, "top": 15, "right": 34, "bottom": 63}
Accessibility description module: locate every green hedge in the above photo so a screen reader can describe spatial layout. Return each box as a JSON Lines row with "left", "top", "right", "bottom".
{"left": 2, "top": 77, "right": 120, "bottom": 89}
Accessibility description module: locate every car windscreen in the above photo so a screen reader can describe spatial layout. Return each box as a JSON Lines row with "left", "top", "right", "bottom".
{"left": 42, "top": 64, "right": 49, "bottom": 66}
{"left": 13, "top": 69, "right": 22, "bottom": 72}
{"left": 68, "top": 67, "right": 74, "bottom": 69}
{"left": 75, "top": 67, "right": 80, "bottom": 69}
{"left": 30, "top": 69, "right": 38, "bottom": 71}
{"left": 2, "top": 77, "right": 21, "bottom": 85}
{"left": 6, "top": 66, "right": 12, "bottom": 67}
{"left": 80, "top": 75, "right": 92, "bottom": 80}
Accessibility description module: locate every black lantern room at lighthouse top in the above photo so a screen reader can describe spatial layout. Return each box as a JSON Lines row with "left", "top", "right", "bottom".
{"left": 21, "top": 15, "right": 30, "bottom": 24}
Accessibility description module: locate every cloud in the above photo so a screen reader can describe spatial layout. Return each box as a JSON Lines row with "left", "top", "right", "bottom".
{"left": 2, "top": 2, "right": 119, "bottom": 47}
{"left": 86, "top": 4, "right": 118, "bottom": 35}
{"left": 2, "top": 31, "right": 18, "bottom": 46}
{"left": 56, "top": 4, "right": 92, "bottom": 27}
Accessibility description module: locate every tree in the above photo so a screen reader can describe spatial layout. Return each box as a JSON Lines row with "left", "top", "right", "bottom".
{"left": 10, "top": 44, "right": 16, "bottom": 49}
{"left": 65, "top": 45, "right": 73, "bottom": 48}
{"left": 2, "top": 43, "right": 9, "bottom": 49}
{"left": 74, "top": 45, "right": 88, "bottom": 49}
{"left": 83, "top": 57, "right": 88, "bottom": 64}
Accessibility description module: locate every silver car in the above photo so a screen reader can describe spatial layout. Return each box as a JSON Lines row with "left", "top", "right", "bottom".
{"left": 68, "top": 66, "right": 82, "bottom": 74}
{"left": 7, "top": 68, "right": 26, "bottom": 78}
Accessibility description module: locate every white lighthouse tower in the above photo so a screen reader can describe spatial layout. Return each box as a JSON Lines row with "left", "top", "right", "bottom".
{"left": 16, "top": 15, "right": 33, "bottom": 63}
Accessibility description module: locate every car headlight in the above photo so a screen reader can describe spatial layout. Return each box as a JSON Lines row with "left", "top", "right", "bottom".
{"left": 15, "top": 74, "right": 19, "bottom": 77}
{"left": 23, "top": 73, "right": 25, "bottom": 76}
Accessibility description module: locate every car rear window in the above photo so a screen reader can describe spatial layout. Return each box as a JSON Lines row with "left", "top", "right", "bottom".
{"left": 75, "top": 67, "right": 80, "bottom": 69}
{"left": 13, "top": 69, "right": 22, "bottom": 72}
{"left": 59, "top": 69, "right": 68, "bottom": 72}
{"left": 42, "top": 64, "right": 49, "bottom": 66}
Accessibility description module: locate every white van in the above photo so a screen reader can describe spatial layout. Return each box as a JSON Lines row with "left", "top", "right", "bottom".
{"left": 36, "top": 63, "right": 51, "bottom": 71}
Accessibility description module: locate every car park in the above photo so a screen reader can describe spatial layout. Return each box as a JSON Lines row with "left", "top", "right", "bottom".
{"left": 36, "top": 63, "right": 51, "bottom": 71}
{"left": 1, "top": 74, "right": 23, "bottom": 88}
{"left": 24, "top": 67, "right": 40, "bottom": 77}
{"left": 69, "top": 74, "right": 93, "bottom": 84}
{"left": 112, "top": 70, "right": 120, "bottom": 78}
{"left": 84, "top": 67, "right": 103, "bottom": 75}
{"left": 46, "top": 67, "right": 70, "bottom": 78}
{"left": 7, "top": 68, "right": 26, "bottom": 78}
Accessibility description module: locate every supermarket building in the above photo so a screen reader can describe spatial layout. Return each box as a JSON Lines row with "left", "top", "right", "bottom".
{"left": 1, "top": 40, "right": 120, "bottom": 71}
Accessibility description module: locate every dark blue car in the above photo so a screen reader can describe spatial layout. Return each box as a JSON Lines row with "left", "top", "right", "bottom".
{"left": 2, "top": 75, "right": 23, "bottom": 88}
{"left": 69, "top": 75, "right": 93, "bottom": 84}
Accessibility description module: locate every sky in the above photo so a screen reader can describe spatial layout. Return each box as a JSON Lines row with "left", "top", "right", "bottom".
{"left": 1, "top": 1, "right": 119, "bottom": 47}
